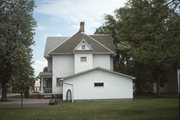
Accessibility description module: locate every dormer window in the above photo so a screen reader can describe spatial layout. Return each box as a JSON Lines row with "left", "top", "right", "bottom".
{"left": 81, "top": 57, "right": 87, "bottom": 62}
{"left": 81, "top": 45, "right": 85, "bottom": 50}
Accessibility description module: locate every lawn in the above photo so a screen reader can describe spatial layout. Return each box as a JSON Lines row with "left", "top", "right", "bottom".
{"left": 0, "top": 96, "right": 179, "bottom": 120}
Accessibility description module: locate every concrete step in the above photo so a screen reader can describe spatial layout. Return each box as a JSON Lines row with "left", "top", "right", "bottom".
{"left": 43, "top": 94, "right": 53, "bottom": 98}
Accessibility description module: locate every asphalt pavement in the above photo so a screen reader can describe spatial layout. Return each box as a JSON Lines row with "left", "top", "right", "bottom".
{"left": 0, "top": 98, "right": 62, "bottom": 108}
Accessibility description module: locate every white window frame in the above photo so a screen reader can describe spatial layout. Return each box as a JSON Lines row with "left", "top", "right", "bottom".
{"left": 81, "top": 45, "right": 85, "bottom": 50}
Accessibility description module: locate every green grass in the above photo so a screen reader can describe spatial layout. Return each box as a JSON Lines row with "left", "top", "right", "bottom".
{"left": 0, "top": 96, "right": 179, "bottom": 120}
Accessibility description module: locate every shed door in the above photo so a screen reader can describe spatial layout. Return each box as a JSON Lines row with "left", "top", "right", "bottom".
{"left": 66, "top": 89, "right": 72, "bottom": 101}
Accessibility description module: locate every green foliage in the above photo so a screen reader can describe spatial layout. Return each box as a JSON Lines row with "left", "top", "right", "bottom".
{"left": 43, "top": 66, "right": 48, "bottom": 72}
{"left": 0, "top": 0, "right": 36, "bottom": 100}
{"left": 95, "top": 0, "right": 180, "bottom": 95}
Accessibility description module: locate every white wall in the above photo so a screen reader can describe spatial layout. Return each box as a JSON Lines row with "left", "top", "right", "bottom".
{"left": 110, "top": 56, "right": 114, "bottom": 70}
{"left": 47, "top": 58, "right": 52, "bottom": 72}
{"left": 74, "top": 54, "right": 93, "bottom": 73}
{"left": 52, "top": 55, "right": 74, "bottom": 94}
{"left": 93, "top": 55, "right": 111, "bottom": 70}
{"left": 51, "top": 54, "right": 114, "bottom": 94}
{"left": 63, "top": 70, "right": 133, "bottom": 100}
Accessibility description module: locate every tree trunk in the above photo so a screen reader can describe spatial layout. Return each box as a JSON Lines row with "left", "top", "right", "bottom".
{"left": 1, "top": 82, "right": 7, "bottom": 101}
{"left": 156, "top": 74, "right": 161, "bottom": 96}
{"left": 21, "top": 91, "right": 23, "bottom": 109}
{"left": 24, "top": 87, "right": 29, "bottom": 98}
{"left": 153, "top": 68, "right": 161, "bottom": 96}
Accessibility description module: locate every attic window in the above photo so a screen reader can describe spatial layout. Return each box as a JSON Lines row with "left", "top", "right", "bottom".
{"left": 81, "top": 57, "right": 87, "bottom": 62}
{"left": 81, "top": 45, "right": 85, "bottom": 50}
{"left": 94, "top": 83, "right": 104, "bottom": 87}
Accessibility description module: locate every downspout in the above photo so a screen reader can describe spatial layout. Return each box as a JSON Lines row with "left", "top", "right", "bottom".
{"left": 63, "top": 82, "right": 74, "bottom": 102}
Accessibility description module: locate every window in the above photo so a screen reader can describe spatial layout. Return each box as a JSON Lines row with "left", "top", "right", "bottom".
{"left": 81, "top": 57, "right": 87, "bottom": 62}
{"left": 94, "top": 83, "right": 104, "bottom": 87}
{"left": 81, "top": 45, "right": 85, "bottom": 50}
{"left": 56, "top": 78, "right": 63, "bottom": 86}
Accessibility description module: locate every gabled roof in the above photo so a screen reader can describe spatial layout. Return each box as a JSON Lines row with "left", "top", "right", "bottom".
{"left": 49, "top": 32, "right": 115, "bottom": 55}
{"left": 90, "top": 34, "right": 116, "bottom": 53}
{"left": 44, "top": 36, "right": 69, "bottom": 57}
{"left": 73, "top": 39, "right": 93, "bottom": 51}
{"left": 63, "top": 67, "right": 135, "bottom": 80}
{"left": 44, "top": 32, "right": 116, "bottom": 57}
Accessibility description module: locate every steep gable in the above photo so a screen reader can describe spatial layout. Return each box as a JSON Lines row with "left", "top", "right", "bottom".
{"left": 74, "top": 39, "right": 93, "bottom": 51}
{"left": 49, "top": 32, "right": 114, "bottom": 55}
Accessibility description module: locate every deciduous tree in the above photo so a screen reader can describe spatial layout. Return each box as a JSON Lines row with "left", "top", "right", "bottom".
{"left": 0, "top": 0, "right": 36, "bottom": 101}
{"left": 95, "top": 0, "right": 180, "bottom": 95}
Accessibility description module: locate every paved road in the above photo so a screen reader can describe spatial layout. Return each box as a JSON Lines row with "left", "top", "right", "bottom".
{"left": 0, "top": 98, "right": 63, "bottom": 108}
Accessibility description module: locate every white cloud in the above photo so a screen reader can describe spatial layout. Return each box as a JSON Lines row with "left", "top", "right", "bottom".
{"left": 35, "top": 0, "right": 127, "bottom": 34}
{"left": 32, "top": 60, "right": 47, "bottom": 76}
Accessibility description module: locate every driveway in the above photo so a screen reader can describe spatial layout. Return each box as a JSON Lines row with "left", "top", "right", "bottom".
{"left": 0, "top": 98, "right": 63, "bottom": 108}
{"left": 0, "top": 93, "right": 20, "bottom": 98}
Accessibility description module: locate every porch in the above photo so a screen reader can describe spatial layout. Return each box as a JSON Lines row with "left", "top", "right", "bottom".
{"left": 39, "top": 72, "right": 52, "bottom": 94}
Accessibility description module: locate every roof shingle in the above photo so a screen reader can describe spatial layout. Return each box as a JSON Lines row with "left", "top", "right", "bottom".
{"left": 44, "top": 36, "right": 69, "bottom": 57}
{"left": 49, "top": 32, "right": 115, "bottom": 55}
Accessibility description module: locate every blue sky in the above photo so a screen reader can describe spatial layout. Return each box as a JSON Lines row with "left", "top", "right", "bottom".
{"left": 32, "top": 0, "right": 127, "bottom": 76}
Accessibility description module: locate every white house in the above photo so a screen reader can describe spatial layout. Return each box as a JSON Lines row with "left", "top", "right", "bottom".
{"left": 39, "top": 22, "right": 135, "bottom": 101}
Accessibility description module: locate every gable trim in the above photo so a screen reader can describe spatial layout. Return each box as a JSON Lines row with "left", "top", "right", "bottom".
{"left": 63, "top": 67, "right": 135, "bottom": 80}
{"left": 73, "top": 38, "right": 93, "bottom": 51}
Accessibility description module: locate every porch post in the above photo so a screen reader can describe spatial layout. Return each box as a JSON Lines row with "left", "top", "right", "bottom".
{"left": 40, "top": 77, "right": 44, "bottom": 93}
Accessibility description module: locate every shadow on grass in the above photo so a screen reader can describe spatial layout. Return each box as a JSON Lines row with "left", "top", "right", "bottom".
{"left": 134, "top": 93, "right": 179, "bottom": 99}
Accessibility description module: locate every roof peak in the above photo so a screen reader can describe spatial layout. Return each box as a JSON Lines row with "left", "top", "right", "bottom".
{"left": 90, "top": 34, "right": 111, "bottom": 36}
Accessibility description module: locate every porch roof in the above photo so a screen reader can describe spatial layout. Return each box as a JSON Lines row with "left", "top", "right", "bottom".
{"left": 39, "top": 72, "right": 52, "bottom": 77}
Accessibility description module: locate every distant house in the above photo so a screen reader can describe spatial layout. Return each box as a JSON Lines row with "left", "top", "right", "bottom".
{"left": 34, "top": 79, "right": 40, "bottom": 93}
{"left": 152, "top": 69, "right": 180, "bottom": 94}
{"left": 39, "top": 22, "right": 134, "bottom": 101}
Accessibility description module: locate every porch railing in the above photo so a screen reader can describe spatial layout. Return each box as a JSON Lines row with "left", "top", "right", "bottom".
{"left": 43, "top": 88, "right": 52, "bottom": 93}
